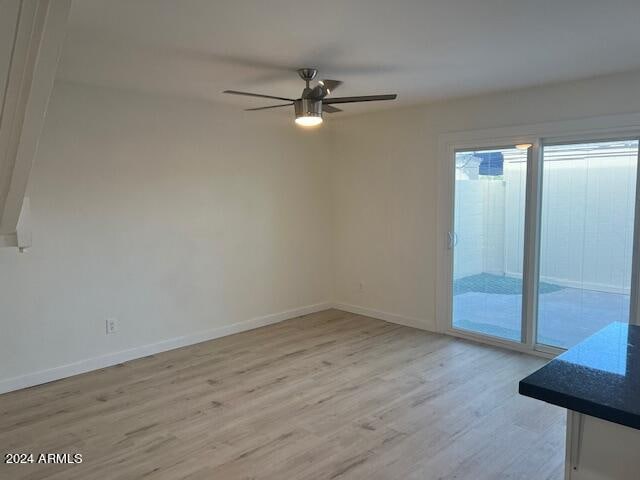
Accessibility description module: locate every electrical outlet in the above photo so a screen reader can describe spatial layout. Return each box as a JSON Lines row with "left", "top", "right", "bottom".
{"left": 106, "top": 317, "right": 118, "bottom": 335}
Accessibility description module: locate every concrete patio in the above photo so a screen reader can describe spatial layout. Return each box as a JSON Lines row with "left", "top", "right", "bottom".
{"left": 453, "top": 273, "right": 630, "bottom": 348}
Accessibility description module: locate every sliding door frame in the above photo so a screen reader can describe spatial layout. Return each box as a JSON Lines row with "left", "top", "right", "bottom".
{"left": 521, "top": 140, "right": 542, "bottom": 351}
{"left": 630, "top": 140, "right": 640, "bottom": 327}
{"left": 436, "top": 113, "right": 640, "bottom": 357}
{"left": 438, "top": 135, "right": 541, "bottom": 355}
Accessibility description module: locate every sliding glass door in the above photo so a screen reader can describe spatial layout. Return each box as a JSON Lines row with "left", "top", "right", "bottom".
{"left": 452, "top": 146, "right": 528, "bottom": 342}
{"left": 536, "top": 139, "right": 640, "bottom": 349}
{"left": 448, "top": 135, "right": 640, "bottom": 352}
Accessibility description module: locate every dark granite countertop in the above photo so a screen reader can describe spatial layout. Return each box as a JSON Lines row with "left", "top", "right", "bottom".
{"left": 519, "top": 322, "right": 640, "bottom": 430}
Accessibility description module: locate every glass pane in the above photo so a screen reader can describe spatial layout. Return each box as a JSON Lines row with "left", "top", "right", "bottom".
{"left": 452, "top": 146, "right": 528, "bottom": 342}
{"left": 537, "top": 139, "right": 639, "bottom": 349}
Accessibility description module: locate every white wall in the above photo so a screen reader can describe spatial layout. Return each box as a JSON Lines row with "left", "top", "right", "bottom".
{"left": 532, "top": 156, "right": 635, "bottom": 293}
{"left": 4, "top": 67, "right": 640, "bottom": 391}
{"left": 0, "top": 81, "right": 333, "bottom": 388}
{"left": 503, "top": 162, "right": 527, "bottom": 277}
{"left": 454, "top": 154, "right": 636, "bottom": 294}
{"left": 331, "top": 69, "right": 640, "bottom": 330}
{"left": 483, "top": 180, "right": 508, "bottom": 275}
{"left": 453, "top": 180, "right": 485, "bottom": 279}
{"left": 453, "top": 177, "right": 508, "bottom": 280}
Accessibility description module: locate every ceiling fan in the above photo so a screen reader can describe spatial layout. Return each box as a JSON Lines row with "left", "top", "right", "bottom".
{"left": 223, "top": 68, "right": 397, "bottom": 127}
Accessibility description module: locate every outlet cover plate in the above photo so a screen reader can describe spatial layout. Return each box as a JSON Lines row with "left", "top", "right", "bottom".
{"left": 106, "top": 317, "right": 118, "bottom": 335}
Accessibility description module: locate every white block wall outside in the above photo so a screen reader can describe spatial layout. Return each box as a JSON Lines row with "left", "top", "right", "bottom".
{"left": 456, "top": 155, "right": 636, "bottom": 294}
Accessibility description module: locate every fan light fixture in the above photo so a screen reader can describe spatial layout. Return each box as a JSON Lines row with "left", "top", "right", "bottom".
{"left": 294, "top": 98, "right": 323, "bottom": 127}
{"left": 295, "top": 115, "right": 323, "bottom": 127}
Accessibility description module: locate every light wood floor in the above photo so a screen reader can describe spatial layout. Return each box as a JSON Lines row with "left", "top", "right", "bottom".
{"left": 0, "top": 309, "right": 565, "bottom": 480}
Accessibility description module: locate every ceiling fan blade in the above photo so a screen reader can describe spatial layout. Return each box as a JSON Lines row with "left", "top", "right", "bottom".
{"left": 223, "top": 90, "right": 295, "bottom": 102}
{"left": 245, "top": 103, "right": 293, "bottom": 111}
{"left": 323, "top": 104, "right": 342, "bottom": 113}
{"left": 320, "top": 80, "right": 342, "bottom": 95}
{"left": 323, "top": 94, "right": 397, "bottom": 105}
{"left": 309, "top": 80, "right": 344, "bottom": 100}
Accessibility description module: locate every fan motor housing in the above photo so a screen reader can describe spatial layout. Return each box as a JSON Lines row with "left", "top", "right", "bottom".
{"left": 294, "top": 98, "right": 322, "bottom": 119}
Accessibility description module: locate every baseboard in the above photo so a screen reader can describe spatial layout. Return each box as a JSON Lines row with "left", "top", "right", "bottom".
{"left": 0, "top": 302, "right": 331, "bottom": 395}
{"left": 332, "top": 302, "right": 434, "bottom": 331}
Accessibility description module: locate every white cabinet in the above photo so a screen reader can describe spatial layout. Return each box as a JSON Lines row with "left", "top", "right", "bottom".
{"left": 566, "top": 411, "right": 640, "bottom": 480}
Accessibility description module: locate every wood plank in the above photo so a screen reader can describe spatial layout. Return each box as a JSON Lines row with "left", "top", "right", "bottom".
{"left": 0, "top": 309, "right": 564, "bottom": 479}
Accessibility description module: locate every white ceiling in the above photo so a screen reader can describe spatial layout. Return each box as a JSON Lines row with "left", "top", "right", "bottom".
{"left": 59, "top": 0, "right": 640, "bottom": 116}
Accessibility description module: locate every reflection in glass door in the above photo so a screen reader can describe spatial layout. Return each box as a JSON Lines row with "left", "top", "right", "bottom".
{"left": 536, "top": 139, "right": 639, "bottom": 349}
{"left": 452, "top": 146, "right": 529, "bottom": 342}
